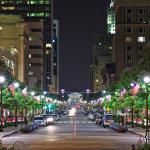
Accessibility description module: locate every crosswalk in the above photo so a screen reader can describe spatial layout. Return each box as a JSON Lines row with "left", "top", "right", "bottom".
{"left": 56, "top": 120, "right": 95, "bottom": 124}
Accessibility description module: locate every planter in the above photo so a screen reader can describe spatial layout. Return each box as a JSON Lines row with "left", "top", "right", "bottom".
{"left": 110, "top": 123, "right": 128, "bottom": 133}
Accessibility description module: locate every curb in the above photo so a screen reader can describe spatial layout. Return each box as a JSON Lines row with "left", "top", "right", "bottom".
{"left": 1, "top": 130, "right": 19, "bottom": 138}
{"left": 128, "top": 129, "right": 145, "bottom": 137}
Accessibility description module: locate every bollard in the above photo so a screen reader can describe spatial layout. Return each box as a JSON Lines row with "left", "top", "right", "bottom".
{"left": 131, "top": 144, "right": 135, "bottom": 150}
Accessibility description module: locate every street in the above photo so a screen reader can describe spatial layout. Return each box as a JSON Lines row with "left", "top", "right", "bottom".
{"left": 2, "top": 110, "right": 140, "bottom": 150}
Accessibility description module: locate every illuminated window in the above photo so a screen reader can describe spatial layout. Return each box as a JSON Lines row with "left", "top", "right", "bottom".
{"left": 29, "top": 71, "right": 34, "bottom": 76}
{"left": 137, "top": 36, "right": 145, "bottom": 42}
{"left": 46, "top": 43, "right": 52, "bottom": 48}
{"left": 125, "top": 37, "right": 132, "bottom": 42}
{"left": 29, "top": 54, "right": 31, "bottom": 58}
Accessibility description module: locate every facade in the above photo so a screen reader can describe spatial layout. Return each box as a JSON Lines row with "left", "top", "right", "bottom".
{"left": 107, "top": 0, "right": 116, "bottom": 34}
{"left": 0, "top": 0, "right": 53, "bottom": 91}
{"left": 26, "top": 22, "right": 43, "bottom": 89}
{"left": 114, "top": 0, "right": 150, "bottom": 77}
{"left": 0, "top": 15, "right": 44, "bottom": 88}
{"left": 0, "top": 15, "right": 25, "bottom": 82}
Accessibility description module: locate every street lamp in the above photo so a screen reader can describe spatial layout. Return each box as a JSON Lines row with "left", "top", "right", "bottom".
{"left": 13, "top": 82, "right": 19, "bottom": 127}
{"left": 143, "top": 76, "right": 150, "bottom": 144}
{"left": 31, "top": 91, "right": 35, "bottom": 96}
{"left": 0, "top": 76, "right": 5, "bottom": 132}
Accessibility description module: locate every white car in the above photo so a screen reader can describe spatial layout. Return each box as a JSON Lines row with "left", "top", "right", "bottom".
{"left": 102, "top": 114, "right": 114, "bottom": 128}
{"left": 34, "top": 116, "right": 47, "bottom": 127}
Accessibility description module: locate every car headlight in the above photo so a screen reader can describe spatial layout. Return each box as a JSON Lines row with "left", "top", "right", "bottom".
{"left": 47, "top": 118, "right": 54, "bottom": 122}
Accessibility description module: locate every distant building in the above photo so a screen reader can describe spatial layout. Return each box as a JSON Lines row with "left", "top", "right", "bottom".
{"left": 52, "top": 20, "right": 59, "bottom": 93}
{"left": 90, "top": 34, "right": 114, "bottom": 92}
{"left": 114, "top": 0, "right": 150, "bottom": 77}
{"left": 107, "top": 0, "right": 116, "bottom": 34}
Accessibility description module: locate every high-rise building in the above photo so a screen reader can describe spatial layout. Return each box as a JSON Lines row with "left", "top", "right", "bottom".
{"left": 52, "top": 20, "right": 59, "bottom": 93}
{"left": 0, "top": 0, "right": 53, "bottom": 91}
{"left": 107, "top": 0, "right": 116, "bottom": 34}
{"left": 114, "top": 0, "right": 150, "bottom": 77}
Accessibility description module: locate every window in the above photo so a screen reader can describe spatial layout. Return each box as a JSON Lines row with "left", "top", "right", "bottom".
{"left": 126, "top": 18, "right": 132, "bottom": 23}
{"left": 138, "top": 18, "right": 145, "bottom": 23}
{"left": 29, "top": 71, "right": 34, "bottom": 76}
{"left": 31, "top": 54, "right": 42, "bottom": 58}
{"left": 137, "top": 36, "right": 145, "bottom": 42}
{"left": 29, "top": 63, "right": 42, "bottom": 66}
{"left": 29, "top": 45, "right": 42, "bottom": 49}
{"left": 126, "top": 9, "right": 132, "bottom": 14}
{"left": 126, "top": 55, "right": 132, "bottom": 61}
{"left": 125, "top": 36, "right": 132, "bottom": 42}
{"left": 139, "top": 46, "right": 143, "bottom": 51}
{"left": 126, "top": 46, "right": 132, "bottom": 52}
{"left": 126, "top": 27, "right": 132, "bottom": 33}
{"left": 138, "top": 27, "right": 145, "bottom": 33}
{"left": 138, "top": 9, "right": 145, "bottom": 14}
{"left": 30, "top": 28, "right": 42, "bottom": 32}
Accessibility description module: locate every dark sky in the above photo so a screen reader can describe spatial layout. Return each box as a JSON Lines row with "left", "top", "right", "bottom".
{"left": 54, "top": 0, "right": 110, "bottom": 92}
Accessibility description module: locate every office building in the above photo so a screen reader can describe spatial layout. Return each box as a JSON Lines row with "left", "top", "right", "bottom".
{"left": 107, "top": 0, "right": 116, "bottom": 34}
{"left": 0, "top": 0, "right": 53, "bottom": 91}
{"left": 114, "top": 0, "right": 150, "bottom": 77}
{"left": 52, "top": 20, "right": 59, "bottom": 93}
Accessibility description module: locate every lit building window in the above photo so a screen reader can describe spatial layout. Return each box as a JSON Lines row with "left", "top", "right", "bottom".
{"left": 137, "top": 36, "right": 145, "bottom": 42}
{"left": 46, "top": 43, "right": 52, "bottom": 48}
{"left": 29, "top": 71, "right": 34, "bottom": 76}
{"left": 125, "top": 37, "right": 132, "bottom": 42}
{"left": 96, "top": 79, "right": 99, "bottom": 83}
{"left": 29, "top": 54, "right": 31, "bottom": 58}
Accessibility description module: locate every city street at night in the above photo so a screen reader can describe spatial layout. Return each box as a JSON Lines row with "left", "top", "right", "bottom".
{"left": 2, "top": 110, "right": 140, "bottom": 150}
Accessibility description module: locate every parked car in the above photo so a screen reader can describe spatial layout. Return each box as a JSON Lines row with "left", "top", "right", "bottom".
{"left": 34, "top": 116, "right": 47, "bottom": 127}
{"left": 101, "top": 114, "right": 114, "bottom": 128}
{"left": 41, "top": 114, "right": 54, "bottom": 124}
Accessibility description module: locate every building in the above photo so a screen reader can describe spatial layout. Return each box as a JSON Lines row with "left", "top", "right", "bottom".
{"left": 0, "top": 15, "right": 44, "bottom": 88}
{"left": 26, "top": 22, "right": 43, "bottom": 89}
{"left": 52, "top": 20, "right": 59, "bottom": 93}
{"left": 107, "top": 0, "right": 116, "bottom": 34}
{"left": 0, "top": 0, "right": 53, "bottom": 91}
{"left": 90, "top": 34, "right": 113, "bottom": 92}
{"left": 0, "top": 15, "right": 26, "bottom": 82}
{"left": 114, "top": 0, "right": 150, "bottom": 77}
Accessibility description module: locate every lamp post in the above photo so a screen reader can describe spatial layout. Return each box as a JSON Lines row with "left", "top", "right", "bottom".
{"left": 0, "top": 76, "right": 5, "bottom": 132}
{"left": 13, "top": 82, "right": 19, "bottom": 127}
{"left": 143, "top": 76, "right": 150, "bottom": 144}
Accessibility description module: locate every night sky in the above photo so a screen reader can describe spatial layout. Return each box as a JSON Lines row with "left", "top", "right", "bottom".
{"left": 54, "top": 0, "right": 110, "bottom": 92}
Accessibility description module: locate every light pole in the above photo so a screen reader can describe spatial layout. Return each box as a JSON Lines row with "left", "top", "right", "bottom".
{"left": 13, "top": 82, "right": 19, "bottom": 127}
{"left": 143, "top": 76, "right": 150, "bottom": 144}
{"left": 0, "top": 76, "right": 5, "bottom": 132}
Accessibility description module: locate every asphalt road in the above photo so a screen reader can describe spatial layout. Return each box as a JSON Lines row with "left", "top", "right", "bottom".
{"left": 2, "top": 110, "right": 140, "bottom": 150}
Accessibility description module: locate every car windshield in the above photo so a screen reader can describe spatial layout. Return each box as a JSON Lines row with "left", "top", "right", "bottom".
{"left": 34, "top": 117, "right": 43, "bottom": 120}
{"left": 105, "top": 115, "right": 113, "bottom": 120}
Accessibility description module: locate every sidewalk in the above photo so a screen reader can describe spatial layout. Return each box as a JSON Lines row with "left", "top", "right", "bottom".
{"left": 0, "top": 125, "right": 21, "bottom": 138}
{"left": 128, "top": 126, "right": 146, "bottom": 137}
